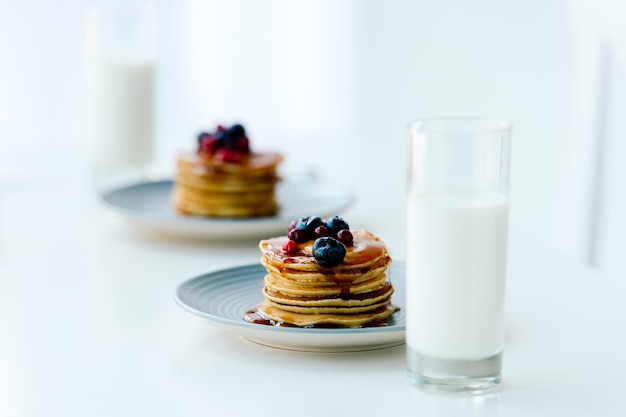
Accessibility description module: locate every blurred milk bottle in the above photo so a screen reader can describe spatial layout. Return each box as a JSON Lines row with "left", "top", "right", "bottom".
{"left": 85, "top": 2, "right": 158, "bottom": 191}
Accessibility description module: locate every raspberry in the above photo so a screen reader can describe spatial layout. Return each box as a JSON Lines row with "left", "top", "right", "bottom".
{"left": 282, "top": 239, "right": 299, "bottom": 254}
{"left": 216, "top": 148, "right": 241, "bottom": 163}
{"left": 314, "top": 225, "right": 329, "bottom": 237}
{"left": 288, "top": 228, "right": 307, "bottom": 243}
{"left": 336, "top": 229, "right": 354, "bottom": 246}
{"left": 199, "top": 137, "right": 221, "bottom": 155}
{"left": 235, "top": 136, "right": 250, "bottom": 153}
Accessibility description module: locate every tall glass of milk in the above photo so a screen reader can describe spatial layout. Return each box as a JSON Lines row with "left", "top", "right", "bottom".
{"left": 85, "top": 3, "right": 158, "bottom": 191}
{"left": 406, "top": 118, "right": 512, "bottom": 393}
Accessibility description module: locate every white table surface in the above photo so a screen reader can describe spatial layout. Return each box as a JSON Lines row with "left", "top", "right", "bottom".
{"left": 2, "top": 159, "right": 626, "bottom": 417}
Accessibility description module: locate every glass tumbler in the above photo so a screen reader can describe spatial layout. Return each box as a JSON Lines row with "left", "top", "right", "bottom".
{"left": 85, "top": 3, "right": 159, "bottom": 191}
{"left": 406, "top": 117, "right": 512, "bottom": 393}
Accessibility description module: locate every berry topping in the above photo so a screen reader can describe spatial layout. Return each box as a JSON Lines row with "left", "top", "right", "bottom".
{"left": 288, "top": 228, "right": 307, "bottom": 243}
{"left": 294, "top": 216, "right": 324, "bottom": 240}
{"left": 195, "top": 123, "right": 251, "bottom": 159}
{"left": 282, "top": 239, "right": 299, "bottom": 254}
{"left": 336, "top": 229, "right": 354, "bottom": 246}
{"left": 325, "top": 216, "right": 350, "bottom": 235}
{"left": 286, "top": 214, "right": 355, "bottom": 245}
{"left": 199, "top": 137, "right": 221, "bottom": 155}
{"left": 314, "top": 225, "right": 329, "bottom": 238}
{"left": 215, "top": 131, "right": 232, "bottom": 147}
{"left": 216, "top": 148, "right": 242, "bottom": 163}
{"left": 312, "top": 237, "right": 347, "bottom": 267}
{"left": 229, "top": 124, "right": 245, "bottom": 137}
{"left": 235, "top": 136, "right": 250, "bottom": 153}
{"left": 197, "top": 131, "right": 212, "bottom": 144}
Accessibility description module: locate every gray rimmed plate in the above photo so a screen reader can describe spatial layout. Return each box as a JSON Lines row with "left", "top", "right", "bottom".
{"left": 101, "top": 178, "right": 354, "bottom": 239}
{"left": 174, "top": 262, "right": 406, "bottom": 352}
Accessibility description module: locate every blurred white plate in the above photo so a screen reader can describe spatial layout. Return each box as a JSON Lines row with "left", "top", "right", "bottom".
{"left": 174, "top": 262, "right": 405, "bottom": 352}
{"left": 101, "top": 178, "right": 354, "bottom": 239}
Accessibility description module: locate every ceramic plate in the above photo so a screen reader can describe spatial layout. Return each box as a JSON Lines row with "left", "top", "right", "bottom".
{"left": 174, "top": 262, "right": 406, "bottom": 352}
{"left": 101, "top": 178, "right": 354, "bottom": 239}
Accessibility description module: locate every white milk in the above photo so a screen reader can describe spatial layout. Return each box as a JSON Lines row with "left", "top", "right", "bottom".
{"left": 406, "top": 191, "right": 508, "bottom": 360}
{"left": 87, "top": 56, "right": 155, "bottom": 178}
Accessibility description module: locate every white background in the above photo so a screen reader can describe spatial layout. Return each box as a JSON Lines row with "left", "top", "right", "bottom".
{"left": 2, "top": 2, "right": 626, "bottom": 416}
{"left": 1, "top": 0, "right": 625, "bottom": 280}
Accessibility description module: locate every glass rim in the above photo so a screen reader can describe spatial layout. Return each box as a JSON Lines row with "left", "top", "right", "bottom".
{"left": 408, "top": 117, "right": 512, "bottom": 134}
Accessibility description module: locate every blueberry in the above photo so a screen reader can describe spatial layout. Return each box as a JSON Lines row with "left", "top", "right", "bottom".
{"left": 228, "top": 124, "right": 245, "bottom": 138}
{"left": 214, "top": 130, "right": 227, "bottom": 142}
{"left": 295, "top": 216, "right": 324, "bottom": 239}
{"left": 312, "top": 237, "right": 346, "bottom": 267}
{"left": 325, "top": 216, "right": 350, "bottom": 235}
{"left": 288, "top": 228, "right": 307, "bottom": 243}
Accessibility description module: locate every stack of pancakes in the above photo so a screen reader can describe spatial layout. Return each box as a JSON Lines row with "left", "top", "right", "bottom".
{"left": 252, "top": 230, "right": 397, "bottom": 328}
{"left": 173, "top": 152, "right": 282, "bottom": 217}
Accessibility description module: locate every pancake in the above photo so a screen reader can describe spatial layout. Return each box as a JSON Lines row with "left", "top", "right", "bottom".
{"left": 263, "top": 272, "right": 389, "bottom": 297}
{"left": 176, "top": 152, "right": 282, "bottom": 191}
{"left": 261, "top": 254, "right": 390, "bottom": 283}
{"left": 246, "top": 226, "right": 398, "bottom": 328}
{"left": 173, "top": 182, "right": 278, "bottom": 217}
{"left": 263, "top": 280, "right": 394, "bottom": 308}
{"left": 172, "top": 124, "right": 282, "bottom": 218}
{"left": 253, "top": 301, "right": 397, "bottom": 328}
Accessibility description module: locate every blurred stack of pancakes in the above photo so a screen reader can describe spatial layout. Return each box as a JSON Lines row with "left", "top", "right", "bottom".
{"left": 172, "top": 124, "right": 282, "bottom": 217}
{"left": 250, "top": 229, "right": 397, "bottom": 328}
